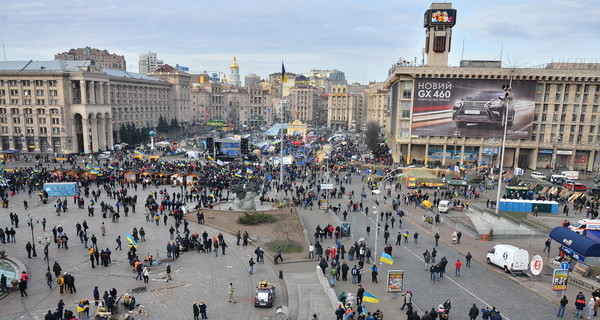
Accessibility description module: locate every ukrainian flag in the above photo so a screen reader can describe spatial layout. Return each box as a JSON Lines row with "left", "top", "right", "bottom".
{"left": 244, "top": 160, "right": 251, "bottom": 165}
{"left": 134, "top": 149, "right": 146, "bottom": 156}
{"left": 126, "top": 233, "right": 138, "bottom": 248}
{"left": 108, "top": 165, "right": 115, "bottom": 170}
{"left": 362, "top": 292, "right": 379, "bottom": 303}
{"left": 246, "top": 168, "right": 254, "bottom": 175}
{"left": 234, "top": 170, "right": 243, "bottom": 178}
{"left": 282, "top": 62, "right": 287, "bottom": 83}
{"left": 380, "top": 252, "right": 394, "bottom": 265}
{"left": 85, "top": 163, "right": 92, "bottom": 170}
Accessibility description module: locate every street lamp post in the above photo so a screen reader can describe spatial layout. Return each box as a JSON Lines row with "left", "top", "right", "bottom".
{"left": 495, "top": 80, "right": 514, "bottom": 214}
{"left": 39, "top": 233, "right": 51, "bottom": 271}
{"left": 373, "top": 168, "right": 404, "bottom": 260}
{"left": 28, "top": 217, "right": 37, "bottom": 257}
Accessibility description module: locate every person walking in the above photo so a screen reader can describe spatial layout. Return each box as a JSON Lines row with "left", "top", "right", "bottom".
{"left": 557, "top": 295, "right": 568, "bottom": 317}
{"left": 193, "top": 302, "right": 200, "bottom": 320}
{"left": 143, "top": 266, "right": 149, "bottom": 283}
{"left": 45, "top": 270, "right": 53, "bottom": 289}
{"left": 249, "top": 257, "right": 255, "bottom": 274}
{"left": 356, "top": 284, "right": 364, "bottom": 305}
{"left": 274, "top": 246, "right": 283, "bottom": 264}
{"left": 468, "top": 303, "right": 479, "bottom": 320}
{"left": 434, "top": 233, "right": 440, "bottom": 246}
{"left": 18, "top": 279, "right": 28, "bottom": 297}
{"left": 413, "top": 231, "right": 419, "bottom": 244}
{"left": 115, "top": 236, "right": 122, "bottom": 250}
{"left": 543, "top": 238, "right": 551, "bottom": 258}
{"left": 370, "top": 264, "right": 378, "bottom": 283}
{"left": 588, "top": 297, "right": 595, "bottom": 320}
{"left": 423, "top": 250, "right": 431, "bottom": 271}
{"left": 228, "top": 283, "right": 236, "bottom": 303}
{"left": 400, "top": 290, "right": 412, "bottom": 310}
{"left": 166, "top": 263, "right": 172, "bottom": 282}
{"left": 199, "top": 301, "right": 208, "bottom": 319}
{"left": 25, "top": 242, "right": 33, "bottom": 258}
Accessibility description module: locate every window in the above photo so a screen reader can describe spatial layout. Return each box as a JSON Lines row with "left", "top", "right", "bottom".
{"left": 13, "top": 127, "right": 21, "bottom": 134}
{"left": 0, "top": 99, "right": 5, "bottom": 105}
{"left": 8, "top": 80, "right": 18, "bottom": 86}
{"left": 10, "top": 99, "right": 18, "bottom": 105}
{"left": 39, "top": 127, "right": 47, "bottom": 134}
{"left": 594, "top": 105, "right": 599, "bottom": 113}
{"left": 541, "top": 114, "right": 547, "bottom": 122}
{"left": 573, "top": 105, "right": 579, "bottom": 113}
{"left": 22, "top": 80, "right": 30, "bottom": 86}
{"left": 38, "top": 118, "right": 46, "bottom": 124}
{"left": 36, "top": 90, "right": 44, "bottom": 96}
{"left": 552, "top": 114, "right": 558, "bottom": 122}
{"left": 579, "top": 126, "right": 584, "bottom": 133}
{"left": 554, "top": 104, "right": 559, "bottom": 112}
{"left": 0, "top": 109, "right": 5, "bottom": 114}
{"left": 25, "top": 127, "right": 34, "bottom": 134}
{"left": 48, "top": 80, "right": 57, "bottom": 87}
{"left": 49, "top": 90, "right": 58, "bottom": 97}
{"left": 10, "top": 90, "right": 18, "bottom": 96}
{"left": 0, "top": 118, "right": 6, "bottom": 124}
{"left": 572, "top": 114, "right": 577, "bottom": 122}
{"left": 591, "top": 126, "right": 596, "bottom": 134}
{"left": 23, "top": 108, "right": 32, "bottom": 114}
{"left": 557, "top": 84, "right": 563, "bottom": 92}
{"left": 25, "top": 118, "right": 33, "bottom": 124}
{"left": 49, "top": 99, "right": 59, "bottom": 105}
{"left": 34, "top": 80, "right": 43, "bottom": 86}
{"left": 12, "top": 117, "right": 20, "bottom": 124}
{"left": 36, "top": 99, "right": 45, "bottom": 105}
{"left": 0, "top": 127, "right": 7, "bottom": 134}
{"left": 543, "top": 104, "right": 548, "bottom": 112}
{"left": 539, "top": 133, "right": 545, "bottom": 142}
{"left": 0, "top": 90, "right": 4, "bottom": 96}
{"left": 52, "top": 127, "right": 60, "bottom": 135}
{"left": 51, "top": 118, "right": 60, "bottom": 125}
{"left": 23, "top": 99, "right": 31, "bottom": 105}
{"left": 50, "top": 108, "right": 59, "bottom": 115}
{"left": 568, "top": 135, "right": 574, "bottom": 143}
{"left": 36, "top": 108, "right": 45, "bottom": 115}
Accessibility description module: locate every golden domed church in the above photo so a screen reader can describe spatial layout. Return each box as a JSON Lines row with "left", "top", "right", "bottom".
{"left": 229, "top": 56, "right": 241, "bottom": 87}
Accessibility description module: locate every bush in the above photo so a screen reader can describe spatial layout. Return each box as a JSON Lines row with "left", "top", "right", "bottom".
{"left": 266, "top": 239, "right": 303, "bottom": 253}
{"left": 237, "top": 212, "right": 277, "bottom": 225}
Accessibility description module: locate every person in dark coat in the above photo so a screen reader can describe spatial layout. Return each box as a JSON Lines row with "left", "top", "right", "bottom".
{"left": 44, "top": 310, "right": 56, "bottom": 320}
{"left": 18, "top": 279, "right": 28, "bottom": 297}
{"left": 469, "top": 303, "right": 479, "bottom": 320}
{"left": 198, "top": 301, "right": 208, "bottom": 319}
{"left": 192, "top": 302, "right": 200, "bottom": 320}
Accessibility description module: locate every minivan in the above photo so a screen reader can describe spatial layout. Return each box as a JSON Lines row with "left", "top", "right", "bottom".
{"left": 550, "top": 175, "right": 567, "bottom": 184}
{"left": 486, "top": 244, "right": 529, "bottom": 273}
{"left": 438, "top": 200, "right": 453, "bottom": 213}
{"left": 568, "top": 219, "right": 600, "bottom": 234}
{"left": 531, "top": 172, "right": 546, "bottom": 180}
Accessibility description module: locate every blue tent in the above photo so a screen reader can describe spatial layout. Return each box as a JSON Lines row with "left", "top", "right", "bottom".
{"left": 549, "top": 227, "right": 600, "bottom": 263}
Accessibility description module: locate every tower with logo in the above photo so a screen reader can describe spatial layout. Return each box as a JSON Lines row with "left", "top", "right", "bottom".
{"left": 423, "top": 3, "right": 457, "bottom": 66}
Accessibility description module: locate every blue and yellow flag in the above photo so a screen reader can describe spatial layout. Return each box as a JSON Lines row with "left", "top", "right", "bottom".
{"left": 85, "top": 163, "right": 92, "bottom": 170}
{"left": 362, "top": 292, "right": 379, "bottom": 303}
{"left": 234, "top": 170, "right": 243, "bottom": 178}
{"left": 246, "top": 168, "right": 254, "bottom": 175}
{"left": 125, "top": 233, "right": 138, "bottom": 248}
{"left": 380, "top": 252, "right": 393, "bottom": 265}
{"left": 282, "top": 62, "right": 287, "bottom": 83}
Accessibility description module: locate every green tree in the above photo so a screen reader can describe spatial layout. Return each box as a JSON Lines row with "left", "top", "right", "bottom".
{"left": 170, "top": 118, "right": 180, "bottom": 129}
{"left": 157, "top": 115, "right": 170, "bottom": 133}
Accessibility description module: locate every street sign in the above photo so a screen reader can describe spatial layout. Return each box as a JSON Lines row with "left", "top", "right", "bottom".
{"left": 320, "top": 184, "right": 334, "bottom": 190}
{"left": 552, "top": 269, "right": 569, "bottom": 291}
{"left": 530, "top": 255, "right": 544, "bottom": 276}
{"left": 560, "top": 262, "right": 570, "bottom": 270}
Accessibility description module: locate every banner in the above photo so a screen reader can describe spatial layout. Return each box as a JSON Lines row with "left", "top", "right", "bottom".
{"left": 552, "top": 269, "right": 569, "bottom": 291}
{"left": 412, "top": 79, "right": 536, "bottom": 139}
{"left": 387, "top": 270, "right": 404, "bottom": 293}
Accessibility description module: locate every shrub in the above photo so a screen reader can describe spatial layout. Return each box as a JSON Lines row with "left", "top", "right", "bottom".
{"left": 237, "top": 212, "right": 277, "bottom": 225}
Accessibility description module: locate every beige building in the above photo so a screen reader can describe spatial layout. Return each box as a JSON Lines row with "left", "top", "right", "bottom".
{"left": 288, "top": 81, "right": 320, "bottom": 125}
{"left": 0, "top": 60, "right": 179, "bottom": 154}
{"left": 365, "top": 82, "right": 389, "bottom": 129}
{"left": 149, "top": 64, "right": 191, "bottom": 123}
{"left": 55, "top": 47, "right": 126, "bottom": 71}
{"left": 384, "top": 63, "right": 600, "bottom": 171}
{"left": 326, "top": 84, "right": 367, "bottom": 130}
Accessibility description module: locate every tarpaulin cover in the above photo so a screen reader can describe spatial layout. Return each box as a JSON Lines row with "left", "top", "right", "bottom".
{"left": 43, "top": 182, "right": 78, "bottom": 197}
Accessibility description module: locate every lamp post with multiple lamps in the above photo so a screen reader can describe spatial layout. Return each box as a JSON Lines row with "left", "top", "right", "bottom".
{"left": 371, "top": 168, "right": 404, "bottom": 260}
{"left": 27, "top": 216, "right": 38, "bottom": 257}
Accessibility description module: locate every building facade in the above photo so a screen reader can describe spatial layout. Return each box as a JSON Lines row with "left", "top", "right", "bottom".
{"left": 0, "top": 60, "right": 176, "bottom": 155}
{"left": 139, "top": 52, "right": 164, "bottom": 75}
{"left": 384, "top": 63, "right": 600, "bottom": 171}
{"left": 365, "top": 82, "right": 389, "bottom": 129}
{"left": 326, "top": 84, "right": 367, "bottom": 130}
{"left": 149, "top": 65, "right": 191, "bottom": 123}
{"left": 55, "top": 47, "right": 126, "bottom": 71}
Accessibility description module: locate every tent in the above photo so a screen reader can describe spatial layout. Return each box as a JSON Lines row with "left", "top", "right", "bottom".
{"left": 549, "top": 227, "right": 600, "bottom": 264}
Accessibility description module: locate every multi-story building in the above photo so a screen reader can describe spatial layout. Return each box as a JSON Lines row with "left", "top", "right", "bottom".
{"left": 307, "top": 69, "right": 347, "bottom": 92}
{"left": 0, "top": 60, "right": 177, "bottom": 154}
{"left": 139, "top": 52, "right": 164, "bottom": 74}
{"left": 288, "top": 80, "right": 320, "bottom": 125}
{"left": 383, "top": 3, "right": 600, "bottom": 171}
{"left": 326, "top": 84, "right": 367, "bottom": 130}
{"left": 54, "top": 47, "right": 126, "bottom": 71}
{"left": 149, "top": 65, "right": 191, "bottom": 123}
{"left": 245, "top": 74, "right": 261, "bottom": 87}
{"left": 365, "top": 82, "right": 389, "bottom": 129}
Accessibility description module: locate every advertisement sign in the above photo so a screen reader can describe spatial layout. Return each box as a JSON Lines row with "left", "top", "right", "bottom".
{"left": 340, "top": 223, "right": 351, "bottom": 237}
{"left": 552, "top": 269, "right": 569, "bottom": 291}
{"left": 424, "top": 9, "right": 456, "bottom": 27}
{"left": 575, "top": 154, "right": 587, "bottom": 164}
{"left": 412, "top": 79, "right": 536, "bottom": 139}
{"left": 319, "top": 199, "right": 328, "bottom": 210}
{"left": 556, "top": 150, "right": 573, "bottom": 155}
{"left": 530, "top": 255, "right": 544, "bottom": 276}
{"left": 387, "top": 270, "right": 404, "bottom": 293}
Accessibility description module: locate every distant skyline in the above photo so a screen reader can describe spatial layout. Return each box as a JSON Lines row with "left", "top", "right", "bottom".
{"left": 1, "top": 0, "right": 599, "bottom": 84}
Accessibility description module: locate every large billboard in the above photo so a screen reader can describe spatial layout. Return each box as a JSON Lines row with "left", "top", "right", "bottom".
{"left": 412, "top": 79, "right": 536, "bottom": 139}
{"left": 424, "top": 9, "right": 457, "bottom": 27}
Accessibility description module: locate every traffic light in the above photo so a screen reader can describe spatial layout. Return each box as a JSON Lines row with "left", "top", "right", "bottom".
{"left": 240, "top": 138, "right": 249, "bottom": 155}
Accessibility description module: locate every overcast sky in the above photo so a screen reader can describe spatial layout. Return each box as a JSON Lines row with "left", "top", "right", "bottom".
{"left": 1, "top": 0, "right": 598, "bottom": 84}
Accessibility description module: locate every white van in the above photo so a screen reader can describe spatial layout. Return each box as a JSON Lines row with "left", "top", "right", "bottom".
{"left": 486, "top": 244, "right": 529, "bottom": 273}
{"left": 550, "top": 175, "right": 567, "bottom": 184}
{"left": 438, "top": 200, "right": 453, "bottom": 213}
{"left": 531, "top": 172, "right": 546, "bottom": 180}
{"left": 568, "top": 219, "right": 600, "bottom": 234}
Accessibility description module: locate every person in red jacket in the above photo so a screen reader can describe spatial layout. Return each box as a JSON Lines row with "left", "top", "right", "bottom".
{"left": 455, "top": 259, "right": 462, "bottom": 277}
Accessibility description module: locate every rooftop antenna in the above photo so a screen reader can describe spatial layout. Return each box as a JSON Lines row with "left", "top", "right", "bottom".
{"left": 460, "top": 37, "right": 465, "bottom": 61}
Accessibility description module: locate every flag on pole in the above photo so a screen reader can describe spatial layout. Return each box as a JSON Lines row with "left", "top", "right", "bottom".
{"left": 282, "top": 62, "right": 287, "bottom": 83}
{"left": 379, "top": 252, "right": 394, "bottom": 265}
{"left": 125, "top": 233, "right": 138, "bottom": 248}
{"left": 362, "top": 292, "right": 379, "bottom": 303}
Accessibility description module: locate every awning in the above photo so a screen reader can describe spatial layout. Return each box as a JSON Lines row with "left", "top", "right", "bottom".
{"left": 549, "top": 227, "right": 600, "bottom": 261}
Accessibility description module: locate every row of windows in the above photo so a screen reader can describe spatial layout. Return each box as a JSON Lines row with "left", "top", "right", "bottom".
{"left": 0, "top": 80, "right": 57, "bottom": 87}
{"left": 0, "top": 126, "right": 61, "bottom": 135}
{"left": 0, "top": 99, "right": 60, "bottom": 106}
{"left": 0, "top": 89, "right": 58, "bottom": 97}
{"left": 0, "top": 108, "right": 59, "bottom": 115}
{"left": 0, "top": 117, "right": 60, "bottom": 124}
{"left": 533, "top": 132, "right": 599, "bottom": 145}
{"left": 538, "top": 83, "right": 600, "bottom": 94}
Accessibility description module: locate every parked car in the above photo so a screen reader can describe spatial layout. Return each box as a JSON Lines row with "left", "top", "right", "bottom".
{"left": 254, "top": 281, "right": 276, "bottom": 308}
{"left": 531, "top": 172, "right": 547, "bottom": 180}
{"left": 486, "top": 244, "right": 529, "bottom": 273}
{"left": 563, "top": 183, "right": 588, "bottom": 191}
{"left": 452, "top": 91, "right": 514, "bottom": 129}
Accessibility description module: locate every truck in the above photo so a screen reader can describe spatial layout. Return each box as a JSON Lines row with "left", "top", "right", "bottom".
{"left": 486, "top": 244, "right": 529, "bottom": 273}
{"left": 561, "top": 171, "right": 579, "bottom": 180}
